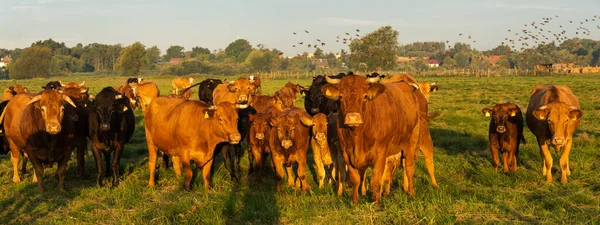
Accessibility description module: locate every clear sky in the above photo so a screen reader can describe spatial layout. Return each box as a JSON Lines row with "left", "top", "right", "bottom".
{"left": 1, "top": 0, "right": 599, "bottom": 56}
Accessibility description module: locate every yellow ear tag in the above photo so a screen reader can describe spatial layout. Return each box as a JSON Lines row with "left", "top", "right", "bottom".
{"left": 510, "top": 112, "right": 516, "bottom": 117}
{"left": 539, "top": 115, "right": 545, "bottom": 120}
{"left": 485, "top": 112, "right": 490, "bottom": 117}
{"left": 325, "top": 90, "right": 331, "bottom": 96}
{"left": 84, "top": 104, "right": 87, "bottom": 107}
{"left": 123, "top": 106, "right": 128, "bottom": 112}
{"left": 302, "top": 92, "right": 306, "bottom": 96}
{"left": 204, "top": 112, "right": 209, "bottom": 119}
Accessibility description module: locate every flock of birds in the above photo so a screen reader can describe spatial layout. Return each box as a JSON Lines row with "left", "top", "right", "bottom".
{"left": 286, "top": 14, "right": 600, "bottom": 57}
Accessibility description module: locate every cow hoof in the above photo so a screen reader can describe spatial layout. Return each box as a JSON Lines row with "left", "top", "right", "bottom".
{"left": 560, "top": 178, "right": 568, "bottom": 184}
{"left": 12, "top": 177, "right": 20, "bottom": 183}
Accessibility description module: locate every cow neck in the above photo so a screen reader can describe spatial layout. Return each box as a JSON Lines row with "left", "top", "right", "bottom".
{"left": 26, "top": 105, "right": 60, "bottom": 162}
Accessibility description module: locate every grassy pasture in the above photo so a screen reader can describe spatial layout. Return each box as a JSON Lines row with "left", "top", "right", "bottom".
{"left": 0, "top": 74, "right": 599, "bottom": 224}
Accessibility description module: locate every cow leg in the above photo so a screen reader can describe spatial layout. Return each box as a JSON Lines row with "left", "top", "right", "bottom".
{"left": 92, "top": 149, "right": 104, "bottom": 186}
{"left": 272, "top": 156, "right": 285, "bottom": 192}
{"left": 335, "top": 153, "right": 346, "bottom": 196}
{"left": 234, "top": 144, "right": 243, "bottom": 177}
{"left": 29, "top": 157, "right": 45, "bottom": 192}
{"left": 76, "top": 139, "right": 87, "bottom": 178}
{"left": 502, "top": 152, "right": 509, "bottom": 173}
{"left": 182, "top": 157, "right": 193, "bottom": 190}
{"left": 286, "top": 165, "right": 296, "bottom": 187}
{"left": 347, "top": 166, "right": 361, "bottom": 204}
{"left": 360, "top": 169, "right": 368, "bottom": 197}
{"left": 420, "top": 142, "right": 438, "bottom": 188}
{"left": 172, "top": 156, "right": 182, "bottom": 178}
{"left": 103, "top": 151, "right": 112, "bottom": 178}
{"left": 9, "top": 146, "right": 21, "bottom": 183}
{"left": 560, "top": 140, "right": 573, "bottom": 184}
{"left": 403, "top": 127, "right": 420, "bottom": 197}
{"left": 146, "top": 133, "right": 158, "bottom": 187}
{"left": 112, "top": 145, "right": 124, "bottom": 187}
{"left": 21, "top": 152, "right": 27, "bottom": 175}
{"left": 539, "top": 142, "right": 553, "bottom": 182}
{"left": 250, "top": 145, "right": 263, "bottom": 181}
{"left": 247, "top": 145, "right": 255, "bottom": 175}
{"left": 297, "top": 158, "right": 310, "bottom": 192}
{"left": 313, "top": 145, "right": 326, "bottom": 188}
{"left": 197, "top": 158, "right": 214, "bottom": 190}
{"left": 56, "top": 155, "right": 70, "bottom": 192}
{"left": 221, "top": 145, "right": 237, "bottom": 181}
{"left": 509, "top": 150, "right": 518, "bottom": 173}
{"left": 371, "top": 152, "right": 388, "bottom": 204}
{"left": 162, "top": 154, "right": 170, "bottom": 170}
{"left": 490, "top": 143, "right": 500, "bottom": 172}
{"left": 383, "top": 153, "right": 401, "bottom": 196}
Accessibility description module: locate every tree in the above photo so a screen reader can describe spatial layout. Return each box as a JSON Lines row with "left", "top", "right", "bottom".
{"left": 165, "top": 45, "right": 185, "bottom": 61}
{"left": 10, "top": 46, "right": 52, "bottom": 79}
{"left": 225, "top": 39, "right": 252, "bottom": 62}
{"left": 146, "top": 46, "right": 161, "bottom": 64}
{"left": 191, "top": 46, "right": 211, "bottom": 58}
{"left": 349, "top": 26, "right": 400, "bottom": 71}
{"left": 454, "top": 51, "right": 471, "bottom": 68}
{"left": 496, "top": 56, "right": 511, "bottom": 69}
{"left": 245, "top": 49, "right": 277, "bottom": 72}
{"left": 51, "top": 55, "right": 85, "bottom": 73}
{"left": 313, "top": 48, "right": 324, "bottom": 59}
{"left": 487, "top": 45, "right": 512, "bottom": 56}
{"left": 442, "top": 56, "right": 457, "bottom": 69}
{"left": 116, "top": 42, "right": 149, "bottom": 76}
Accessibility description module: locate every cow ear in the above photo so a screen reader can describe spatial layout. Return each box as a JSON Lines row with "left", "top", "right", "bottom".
{"left": 321, "top": 84, "right": 340, "bottom": 100}
{"left": 508, "top": 108, "right": 519, "bottom": 117}
{"left": 430, "top": 85, "right": 439, "bottom": 92}
{"left": 482, "top": 108, "right": 492, "bottom": 117}
{"left": 269, "top": 117, "right": 280, "bottom": 127}
{"left": 228, "top": 84, "right": 237, "bottom": 92}
{"left": 367, "top": 83, "right": 385, "bottom": 100}
{"left": 298, "top": 114, "right": 314, "bottom": 127}
{"left": 533, "top": 108, "right": 549, "bottom": 120}
{"left": 569, "top": 109, "right": 583, "bottom": 121}
{"left": 300, "top": 89, "right": 308, "bottom": 96}
{"left": 248, "top": 114, "right": 254, "bottom": 122}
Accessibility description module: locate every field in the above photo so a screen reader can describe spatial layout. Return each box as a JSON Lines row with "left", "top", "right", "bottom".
{"left": 0, "top": 74, "right": 599, "bottom": 224}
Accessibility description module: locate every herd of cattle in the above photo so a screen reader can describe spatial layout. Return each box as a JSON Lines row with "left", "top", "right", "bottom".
{"left": 0, "top": 72, "right": 583, "bottom": 204}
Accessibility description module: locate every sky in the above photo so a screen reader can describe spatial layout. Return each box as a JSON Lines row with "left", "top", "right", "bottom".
{"left": 1, "top": 0, "right": 600, "bottom": 56}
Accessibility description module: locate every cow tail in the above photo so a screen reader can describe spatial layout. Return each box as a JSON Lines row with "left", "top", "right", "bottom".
{"left": 425, "top": 111, "right": 441, "bottom": 121}
{"left": 0, "top": 106, "right": 6, "bottom": 124}
{"left": 178, "top": 82, "right": 203, "bottom": 97}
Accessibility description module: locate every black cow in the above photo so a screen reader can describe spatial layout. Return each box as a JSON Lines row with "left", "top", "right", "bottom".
{"left": 303, "top": 74, "right": 346, "bottom": 116}
{"left": 88, "top": 87, "right": 135, "bottom": 187}
{"left": 176, "top": 78, "right": 223, "bottom": 105}
{"left": 42, "top": 81, "right": 62, "bottom": 90}
{"left": 127, "top": 77, "right": 143, "bottom": 85}
{"left": 0, "top": 100, "right": 10, "bottom": 155}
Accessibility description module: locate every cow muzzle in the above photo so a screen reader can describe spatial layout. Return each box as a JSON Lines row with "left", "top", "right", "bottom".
{"left": 46, "top": 123, "right": 62, "bottom": 134}
{"left": 281, "top": 140, "right": 293, "bottom": 149}
{"left": 315, "top": 133, "right": 326, "bottom": 144}
{"left": 311, "top": 108, "right": 320, "bottom": 113}
{"left": 238, "top": 95, "right": 248, "bottom": 103}
{"left": 229, "top": 133, "right": 242, "bottom": 144}
{"left": 552, "top": 137, "right": 565, "bottom": 146}
{"left": 100, "top": 123, "right": 110, "bottom": 131}
{"left": 496, "top": 126, "right": 506, "bottom": 133}
{"left": 344, "top": 113, "right": 363, "bottom": 127}
{"left": 255, "top": 133, "right": 265, "bottom": 140}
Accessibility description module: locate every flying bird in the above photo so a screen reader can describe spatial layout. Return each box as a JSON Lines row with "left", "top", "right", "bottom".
{"left": 356, "top": 29, "right": 360, "bottom": 32}
{"left": 299, "top": 42, "right": 304, "bottom": 45}
{"left": 459, "top": 33, "right": 462, "bottom": 36}
{"left": 321, "top": 42, "right": 325, "bottom": 46}
{"left": 293, "top": 32, "right": 297, "bottom": 35}
{"left": 305, "top": 30, "right": 309, "bottom": 33}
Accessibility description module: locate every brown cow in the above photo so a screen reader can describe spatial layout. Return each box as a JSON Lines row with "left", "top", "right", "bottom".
{"left": 144, "top": 98, "right": 242, "bottom": 189}
{"left": 310, "top": 113, "right": 339, "bottom": 189}
{"left": 381, "top": 74, "right": 438, "bottom": 103}
{"left": 172, "top": 77, "right": 194, "bottom": 95}
{"left": 251, "top": 91, "right": 295, "bottom": 113}
{"left": 2, "top": 91, "right": 77, "bottom": 191}
{"left": 482, "top": 103, "right": 526, "bottom": 173}
{"left": 130, "top": 82, "right": 160, "bottom": 113}
{"left": 248, "top": 112, "right": 272, "bottom": 179}
{"left": 250, "top": 76, "right": 262, "bottom": 94}
{"left": 212, "top": 77, "right": 257, "bottom": 108}
{"left": 268, "top": 107, "right": 314, "bottom": 192}
{"left": 526, "top": 85, "right": 583, "bottom": 183}
{"left": 279, "top": 82, "right": 305, "bottom": 99}
{"left": 322, "top": 74, "right": 428, "bottom": 204}
{"left": 118, "top": 85, "right": 138, "bottom": 109}
{"left": 2, "top": 85, "right": 28, "bottom": 101}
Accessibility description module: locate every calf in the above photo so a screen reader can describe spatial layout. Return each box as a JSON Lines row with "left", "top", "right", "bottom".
{"left": 89, "top": 87, "right": 135, "bottom": 186}
{"left": 268, "top": 108, "right": 314, "bottom": 192}
{"left": 526, "top": 85, "right": 583, "bottom": 183}
{"left": 130, "top": 82, "right": 160, "bottom": 113}
{"left": 2, "top": 91, "right": 77, "bottom": 191}
{"left": 2, "top": 85, "right": 28, "bottom": 101}
{"left": 172, "top": 77, "right": 194, "bottom": 95}
{"left": 145, "top": 98, "right": 242, "bottom": 189}
{"left": 248, "top": 112, "right": 272, "bottom": 179}
{"left": 310, "top": 113, "right": 335, "bottom": 189}
{"left": 482, "top": 103, "right": 526, "bottom": 173}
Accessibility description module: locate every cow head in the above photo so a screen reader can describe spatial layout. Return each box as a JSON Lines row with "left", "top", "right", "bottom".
{"left": 270, "top": 111, "right": 313, "bottom": 150}
{"left": 418, "top": 82, "right": 439, "bottom": 103}
{"left": 60, "top": 85, "right": 90, "bottom": 122}
{"left": 42, "top": 81, "right": 62, "bottom": 90}
{"left": 249, "top": 113, "right": 269, "bottom": 141}
{"left": 304, "top": 75, "right": 327, "bottom": 114}
{"left": 283, "top": 82, "right": 306, "bottom": 96}
{"left": 482, "top": 104, "right": 520, "bottom": 134}
{"left": 273, "top": 91, "right": 295, "bottom": 111}
{"left": 321, "top": 74, "right": 385, "bottom": 127}
{"left": 532, "top": 102, "right": 583, "bottom": 146}
{"left": 94, "top": 87, "right": 130, "bottom": 132}
{"left": 28, "top": 90, "right": 76, "bottom": 134}
{"left": 311, "top": 113, "right": 328, "bottom": 147}
{"left": 227, "top": 77, "right": 257, "bottom": 107}
{"left": 9, "top": 85, "right": 28, "bottom": 94}
{"left": 204, "top": 102, "right": 242, "bottom": 144}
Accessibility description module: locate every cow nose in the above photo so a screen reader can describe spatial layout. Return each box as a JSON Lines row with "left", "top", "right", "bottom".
{"left": 238, "top": 95, "right": 248, "bottom": 102}
{"left": 315, "top": 133, "right": 326, "bottom": 141}
{"left": 311, "top": 108, "right": 320, "bottom": 113}
{"left": 496, "top": 126, "right": 506, "bottom": 133}
{"left": 281, "top": 140, "right": 293, "bottom": 149}
{"left": 229, "top": 133, "right": 241, "bottom": 144}
{"left": 345, "top": 113, "right": 363, "bottom": 126}
{"left": 46, "top": 123, "right": 61, "bottom": 134}
{"left": 100, "top": 123, "right": 110, "bottom": 131}
{"left": 552, "top": 137, "right": 565, "bottom": 146}
{"left": 255, "top": 133, "right": 265, "bottom": 140}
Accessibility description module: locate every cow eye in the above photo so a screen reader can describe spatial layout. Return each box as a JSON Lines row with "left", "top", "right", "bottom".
{"left": 61, "top": 106, "right": 65, "bottom": 112}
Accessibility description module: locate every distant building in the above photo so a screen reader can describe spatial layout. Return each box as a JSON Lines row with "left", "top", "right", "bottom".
{"left": 0, "top": 56, "right": 12, "bottom": 70}
{"left": 312, "top": 58, "right": 329, "bottom": 68}
{"left": 483, "top": 55, "right": 502, "bottom": 66}
{"left": 169, "top": 58, "right": 183, "bottom": 64}
{"left": 396, "top": 56, "right": 413, "bottom": 64}
{"left": 425, "top": 59, "right": 440, "bottom": 68}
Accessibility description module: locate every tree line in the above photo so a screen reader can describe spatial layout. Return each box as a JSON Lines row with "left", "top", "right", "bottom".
{"left": 1, "top": 26, "right": 600, "bottom": 79}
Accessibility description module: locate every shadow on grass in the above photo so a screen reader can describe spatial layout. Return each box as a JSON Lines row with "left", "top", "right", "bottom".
{"left": 0, "top": 173, "right": 85, "bottom": 224}
{"left": 430, "top": 128, "right": 487, "bottom": 155}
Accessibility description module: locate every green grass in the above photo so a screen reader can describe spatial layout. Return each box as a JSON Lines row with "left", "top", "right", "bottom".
{"left": 0, "top": 74, "right": 599, "bottom": 224}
